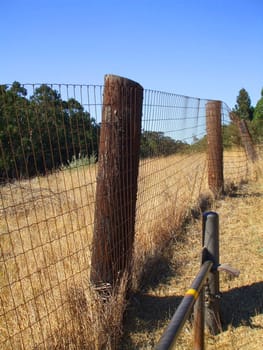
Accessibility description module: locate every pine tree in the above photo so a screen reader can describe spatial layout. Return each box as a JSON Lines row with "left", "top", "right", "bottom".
{"left": 233, "top": 88, "right": 253, "bottom": 120}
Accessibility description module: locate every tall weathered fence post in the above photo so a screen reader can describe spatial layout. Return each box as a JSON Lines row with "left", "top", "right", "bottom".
{"left": 230, "top": 113, "right": 258, "bottom": 162}
{"left": 206, "top": 101, "right": 223, "bottom": 196}
{"left": 202, "top": 212, "right": 221, "bottom": 335}
{"left": 90, "top": 75, "right": 143, "bottom": 288}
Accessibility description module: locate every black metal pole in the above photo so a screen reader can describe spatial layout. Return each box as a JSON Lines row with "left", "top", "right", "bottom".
{"left": 202, "top": 212, "right": 221, "bottom": 334}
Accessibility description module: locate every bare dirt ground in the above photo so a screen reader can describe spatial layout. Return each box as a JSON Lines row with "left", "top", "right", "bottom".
{"left": 121, "top": 178, "right": 263, "bottom": 349}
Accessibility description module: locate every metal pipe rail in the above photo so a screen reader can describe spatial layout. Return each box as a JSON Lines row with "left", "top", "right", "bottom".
{"left": 155, "top": 260, "right": 213, "bottom": 350}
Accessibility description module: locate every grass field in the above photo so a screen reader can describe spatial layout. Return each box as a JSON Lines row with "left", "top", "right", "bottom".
{"left": 0, "top": 148, "right": 261, "bottom": 349}
{"left": 122, "top": 164, "right": 263, "bottom": 349}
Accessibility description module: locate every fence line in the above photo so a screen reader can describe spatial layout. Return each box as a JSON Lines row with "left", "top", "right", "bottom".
{"left": 0, "top": 76, "right": 261, "bottom": 349}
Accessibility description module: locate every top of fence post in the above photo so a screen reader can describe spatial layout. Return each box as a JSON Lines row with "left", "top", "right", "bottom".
{"left": 104, "top": 74, "right": 143, "bottom": 89}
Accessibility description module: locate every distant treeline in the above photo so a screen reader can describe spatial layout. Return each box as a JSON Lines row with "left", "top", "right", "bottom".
{"left": 0, "top": 82, "right": 100, "bottom": 180}
{"left": 140, "top": 131, "right": 190, "bottom": 158}
{"left": 1, "top": 82, "right": 261, "bottom": 181}
{"left": 0, "top": 82, "right": 191, "bottom": 181}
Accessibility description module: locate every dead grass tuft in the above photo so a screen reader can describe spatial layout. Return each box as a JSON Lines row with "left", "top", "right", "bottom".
{"left": 45, "top": 275, "right": 128, "bottom": 350}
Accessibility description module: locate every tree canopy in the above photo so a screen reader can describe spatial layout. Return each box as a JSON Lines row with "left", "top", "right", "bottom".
{"left": 1, "top": 82, "right": 262, "bottom": 181}
{"left": 140, "top": 131, "right": 189, "bottom": 158}
{"left": 0, "top": 82, "right": 100, "bottom": 180}
{"left": 231, "top": 87, "right": 263, "bottom": 144}
{"left": 254, "top": 88, "right": 263, "bottom": 120}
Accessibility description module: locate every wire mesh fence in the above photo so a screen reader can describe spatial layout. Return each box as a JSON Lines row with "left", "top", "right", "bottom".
{"left": 0, "top": 80, "right": 261, "bottom": 349}
{"left": 0, "top": 83, "right": 102, "bottom": 349}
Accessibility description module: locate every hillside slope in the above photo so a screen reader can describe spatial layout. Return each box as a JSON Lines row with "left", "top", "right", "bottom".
{"left": 122, "top": 178, "right": 263, "bottom": 349}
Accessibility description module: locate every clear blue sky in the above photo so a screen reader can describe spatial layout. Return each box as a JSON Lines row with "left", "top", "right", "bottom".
{"left": 1, "top": 0, "right": 262, "bottom": 108}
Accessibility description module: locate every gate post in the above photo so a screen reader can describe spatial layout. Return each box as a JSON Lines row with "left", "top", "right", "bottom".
{"left": 90, "top": 75, "right": 143, "bottom": 288}
{"left": 202, "top": 212, "right": 221, "bottom": 335}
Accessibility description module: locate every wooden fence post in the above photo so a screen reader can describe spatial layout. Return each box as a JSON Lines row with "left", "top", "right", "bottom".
{"left": 202, "top": 212, "right": 221, "bottom": 335}
{"left": 193, "top": 288, "right": 205, "bottom": 350}
{"left": 90, "top": 75, "right": 143, "bottom": 288}
{"left": 230, "top": 113, "right": 258, "bottom": 162}
{"left": 206, "top": 101, "right": 223, "bottom": 196}
{"left": 238, "top": 119, "right": 258, "bottom": 161}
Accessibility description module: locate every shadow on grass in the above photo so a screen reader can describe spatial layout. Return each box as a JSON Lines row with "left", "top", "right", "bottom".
{"left": 221, "top": 281, "right": 263, "bottom": 329}
{"left": 122, "top": 293, "right": 183, "bottom": 349}
{"left": 122, "top": 281, "right": 263, "bottom": 349}
{"left": 136, "top": 255, "right": 176, "bottom": 292}
{"left": 228, "top": 191, "right": 263, "bottom": 199}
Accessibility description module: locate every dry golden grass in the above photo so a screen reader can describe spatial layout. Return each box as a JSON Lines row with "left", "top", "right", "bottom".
{"left": 123, "top": 155, "right": 263, "bottom": 349}
{"left": 0, "top": 147, "right": 261, "bottom": 349}
{"left": 0, "top": 166, "right": 97, "bottom": 349}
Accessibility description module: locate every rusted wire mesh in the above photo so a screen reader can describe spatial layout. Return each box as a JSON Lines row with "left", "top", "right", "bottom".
{"left": 0, "top": 82, "right": 260, "bottom": 349}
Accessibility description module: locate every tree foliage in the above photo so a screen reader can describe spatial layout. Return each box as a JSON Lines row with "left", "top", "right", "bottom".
{"left": 140, "top": 131, "right": 189, "bottom": 158}
{"left": 254, "top": 88, "right": 263, "bottom": 120}
{"left": 249, "top": 119, "right": 263, "bottom": 143}
{"left": 233, "top": 88, "right": 253, "bottom": 120}
{"left": 231, "top": 87, "right": 263, "bottom": 144}
{"left": 0, "top": 82, "right": 100, "bottom": 180}
{"left": 2, "top": 82, "right": 262, "bottom": 181}
{"left": 222, "top": 123, "right": 242, "bottom": 148}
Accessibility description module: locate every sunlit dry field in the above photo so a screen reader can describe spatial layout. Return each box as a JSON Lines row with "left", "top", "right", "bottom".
{"left": 122, "top": 153, "right": 263, "bottom": 350}
{"left": 0, "top": 148, "right": 259, "bottom": 349}
{"left": 124, "top": 176, "right": 263, "bottom": 350}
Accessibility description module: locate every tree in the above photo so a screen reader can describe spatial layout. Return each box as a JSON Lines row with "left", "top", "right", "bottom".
{"left": 254, "top": 88, "right": 263, "bottom": 120}
{"left": 29, "top": 85, "right": 68, "bottom": 173}
{"left": 0, "top": 82, "right": 30, "bottom": 178}
{"left": 249, "top": 88, "right": 263, "bottom": 143}
{"left": 64, "top": 97, "right": 99, "bottom": 162}
{"left": 9, "top": 81, "right": 27, "bottom": 97}
{"left": 233, "top": 88, "right": 253, "bottom": 120}
{"left": 29, "top": 84, "right": 100, "bottom": 174}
